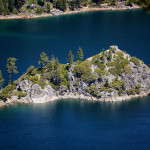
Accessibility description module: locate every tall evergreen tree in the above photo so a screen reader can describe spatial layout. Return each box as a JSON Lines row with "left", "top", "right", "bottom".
{"left": 77, "top": 47, "right": 83, "bottom": 62}
{"left": 15, "top": 0, "right": 25, "bottom": 10}
{"left": 48, "top": 56, "right": 55, "bottom": 71}
{"left": 63, "top": 0, "right": 67, "bottom": 11}
{"left": 101, "top": 48, "right": 105, "bottom": 63}
{"left": 0, "top": 70, "right": 4, "bottom": 90}
{"left": 0, "top": 0, "right": 4, "bottom": 15}
{"left": 8, "top": 0, "right": 15, "bottom": 12}
{"left": 6, "top": 57, "right": 18, "bottom": 84}
{"left": 46, "top": 2, "right": 51, "bottom": 13}
{"left": 54, "top": 57, "right": 59, "bottom": 69}
{"left": 68, "top": 50, "right": 74, "bottom": 65}
{"left": 3, "top": 0, "right": 9, "bottom": 15}
{"left": 53, "top": 0, "right": 57, "bottom": 8}
{"left": 38, "top": 52, "right": 49, "bottom": 72}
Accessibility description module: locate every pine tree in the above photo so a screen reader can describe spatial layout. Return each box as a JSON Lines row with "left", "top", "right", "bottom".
{"left": 38, "top": 52, "right": 49, "bottom": 72}
{"left": 53, "top": 0, "right": 56, "bottom": 8}
{"left": 3, "top": 0, "right": 10, "bottom": 15}
{"left": 75, "top": 0, "right": 80, "bottom": 8}
{"left": 63, "top": 0, "right": 67, "bottom": 11}
{"left": 68, "top": 50, "right": 74, "bottom": 65}
{"left": 8, "top": 0, "right": 15, "bottom": 12}
{"left": 27, "top": 65, "right": 36, "bottom": 75}
{"left": 15, "top": 0, "right": 25, "bottom": 10}
{"left": 104, "top": 79, "right": 109, "bottom": 88}
{"left": 0, "top": 0, "right": 4, "bottom": 15}
{"left": 0, "top": 70, "right": 4, "bottom": 90}
{"left": 108, "top": 49, "right": 112, "bottom": 61}
{"left": 6, "top": 57, "right": 18, "bottom": 84}
{"left": 101, "top": 48, "right": 105, "bottom": 63}
{"left": 77, "top": 47, "right": 83, "bottom": 62}
{"left": 48, "top": 56, "right": 55, "bottom": 71}
{"left": 46, "top": 2, "right": 51, "bottom": 13}
{"left": 54, "top": 57, "right": 59, "bottom": 69}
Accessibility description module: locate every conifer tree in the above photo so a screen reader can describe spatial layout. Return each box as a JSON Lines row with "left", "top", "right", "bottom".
{"left": 68, "top": 50, "right": 74, "bottom": 65}
{"left": 108, "top": 49, "right": 112, "bottom": 60}
{"left": 101, "top": 48, "right": 105, "bottom": 63}
{"left": 46, "top": 2, "right": 51, "bottom": 13}
{"left": 63, "top": 0, "right": 67, "bottom": 11}
{"left": 77, "top": 47, "right": 83, "bottom": 62}
{"left": 48, "top": 56, "right": 55, "bottom": 71}
{"left": 54, "top": 57, "right": 59, "bottom": 69}
{"left": 0, "top": 70, "right": 4, "bottom": 90}
{"left": 3, "top": 0, "right": 9, "bottom": 15}
{"left": 0, "top": 0, "right": 4, "bottom": 15}
{"left": 6, "top": 57, "right": 18, "bottom": 84}
{"left": 53, "top": 0, "right": 57, "bottom": 8}
{"left": 8, "top": 0, "right": 15, "bottom": 12}
{"left": 27, "top": 65, "right": 36, "bottom": 75}
{"left": 38, "top": 52, "right": 49, "bottom": 72}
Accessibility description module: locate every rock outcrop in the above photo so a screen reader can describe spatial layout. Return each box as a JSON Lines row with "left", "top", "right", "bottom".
{"left": 0, "top": 46, "right": 150, "bottom": 107}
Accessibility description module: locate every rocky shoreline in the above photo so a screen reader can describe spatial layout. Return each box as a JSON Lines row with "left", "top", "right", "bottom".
{"left": 0, "top": 5, "right": 141, "bottom": 20}
{"left": 0, "top": 90, "right": 150, "bottom": 108}
{"left": 0, "top": 45, "right": 150, "bottom": 108}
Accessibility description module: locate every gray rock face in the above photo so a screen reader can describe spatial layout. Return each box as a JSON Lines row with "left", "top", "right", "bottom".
{"left": 14, "top": 46, "right": 150, "bottom": 102}
{"left": 17, "top": 79, "right": 33, "bottom": 92}
{"left": 17, "top": 80, "right": 56, "bottom": 102}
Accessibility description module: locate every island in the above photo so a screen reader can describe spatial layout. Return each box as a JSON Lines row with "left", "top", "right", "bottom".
{"left": 0, "top": 45, "right": 150, "bottom": 107}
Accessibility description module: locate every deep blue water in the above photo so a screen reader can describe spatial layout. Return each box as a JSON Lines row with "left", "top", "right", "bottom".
{"left": 0, "top": 97, "right": 150, "bottom": 150}
{"left": 0, "top": 9, "right": 150, "bottom": 83}
{"left": 0, "top": 9, "right": 150, "bottom": 150}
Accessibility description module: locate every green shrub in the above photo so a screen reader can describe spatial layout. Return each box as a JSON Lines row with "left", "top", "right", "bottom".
{"left": 27, "top": 66, "right": 36, "bottom": 76}
{"left": 126, "top": 89, "right": 135, "bottom": 95}
{"left": 0, "top": 84, "right": 16, "bottom": 100}
{"left": 36, "top": 8, "right": 44, "bottom": 14}
{"left": 100, "top": 86, "right": 108, "bottom": 92}
{"left": 108, "top": 52, "right": 129, "bottom": 76}
{"left": 135, "top": 89, "right": 140, "bottom": 94}
{"left": 95, "top": 69, "right": 106, "bottom": 79}
{"left": 28, "top": 75, "right": 39, "bottom": 84}
{"left": 111, "top": 78, "right": 126, "bottom": 91}
{"left": 92, "top": 54, "right": 106, "bottom": 69}
{"left": 104, "top": 79, "right": 110, "bottom": 88}
{"left": 89, "top": 3, "right": 97, "bottom": 7}
{"left": 118, "top": 88, "right": 123, "bottom": 96}
{"left": 50, "top": 82, "right": 58, "bottom": 90}
{"left": 74, "top": 80, "right": 79, "bottom": 86}
{"left": 130, "top": 57, "right": 140, "bottom": 66}
{"left": 136, "top": 84, "right": 141, "bottom": 89}
{"left": 46, "top": 64, "right": 68, "bottom": 89}
{"left": 12, "top": 8, "right": 19, "bottom": 14}
{"left": 124, "top": 65, "right": 131, "bottom": 74}
{"left": 74, "top": 61, "right": 96, "bottom": 82}
{"left": 97, "top": 94, "right": 101, "bottom": 98}
{"left": 86, "top": 86, "right": 98, "bottom": 97}
{"left": 18, "top": 91, "right": 27, "bottom": 99}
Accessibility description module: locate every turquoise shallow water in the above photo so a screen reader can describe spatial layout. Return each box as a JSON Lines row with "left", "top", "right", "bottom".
{"left": 0, "top": 97, "right": 150, "bottom": 150}
{"left": 0, "top": 9, "right": 150, "bottom": 82}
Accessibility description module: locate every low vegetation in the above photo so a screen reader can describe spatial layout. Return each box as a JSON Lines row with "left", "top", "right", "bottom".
{"left": 0, "top": 46, "right": 149, "bottom": 101}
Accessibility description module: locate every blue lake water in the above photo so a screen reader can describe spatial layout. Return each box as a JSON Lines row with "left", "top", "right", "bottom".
{"left": 0, "top": 9, "right": 150, "bottom": 82}
{"left": 0, "top": 97, "right": 150, "bottom": 150}
{"left": 0, "top": 9, "right": 150, "bottom": 150}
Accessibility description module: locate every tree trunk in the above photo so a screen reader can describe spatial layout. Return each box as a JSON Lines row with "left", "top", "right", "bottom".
{"left": 9, "top": 73, "right": 11, "bottom": 84}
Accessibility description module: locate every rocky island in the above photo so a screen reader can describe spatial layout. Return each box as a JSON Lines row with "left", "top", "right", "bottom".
{"left": 0, "top": 45, "right": 150, "bottom": 107}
